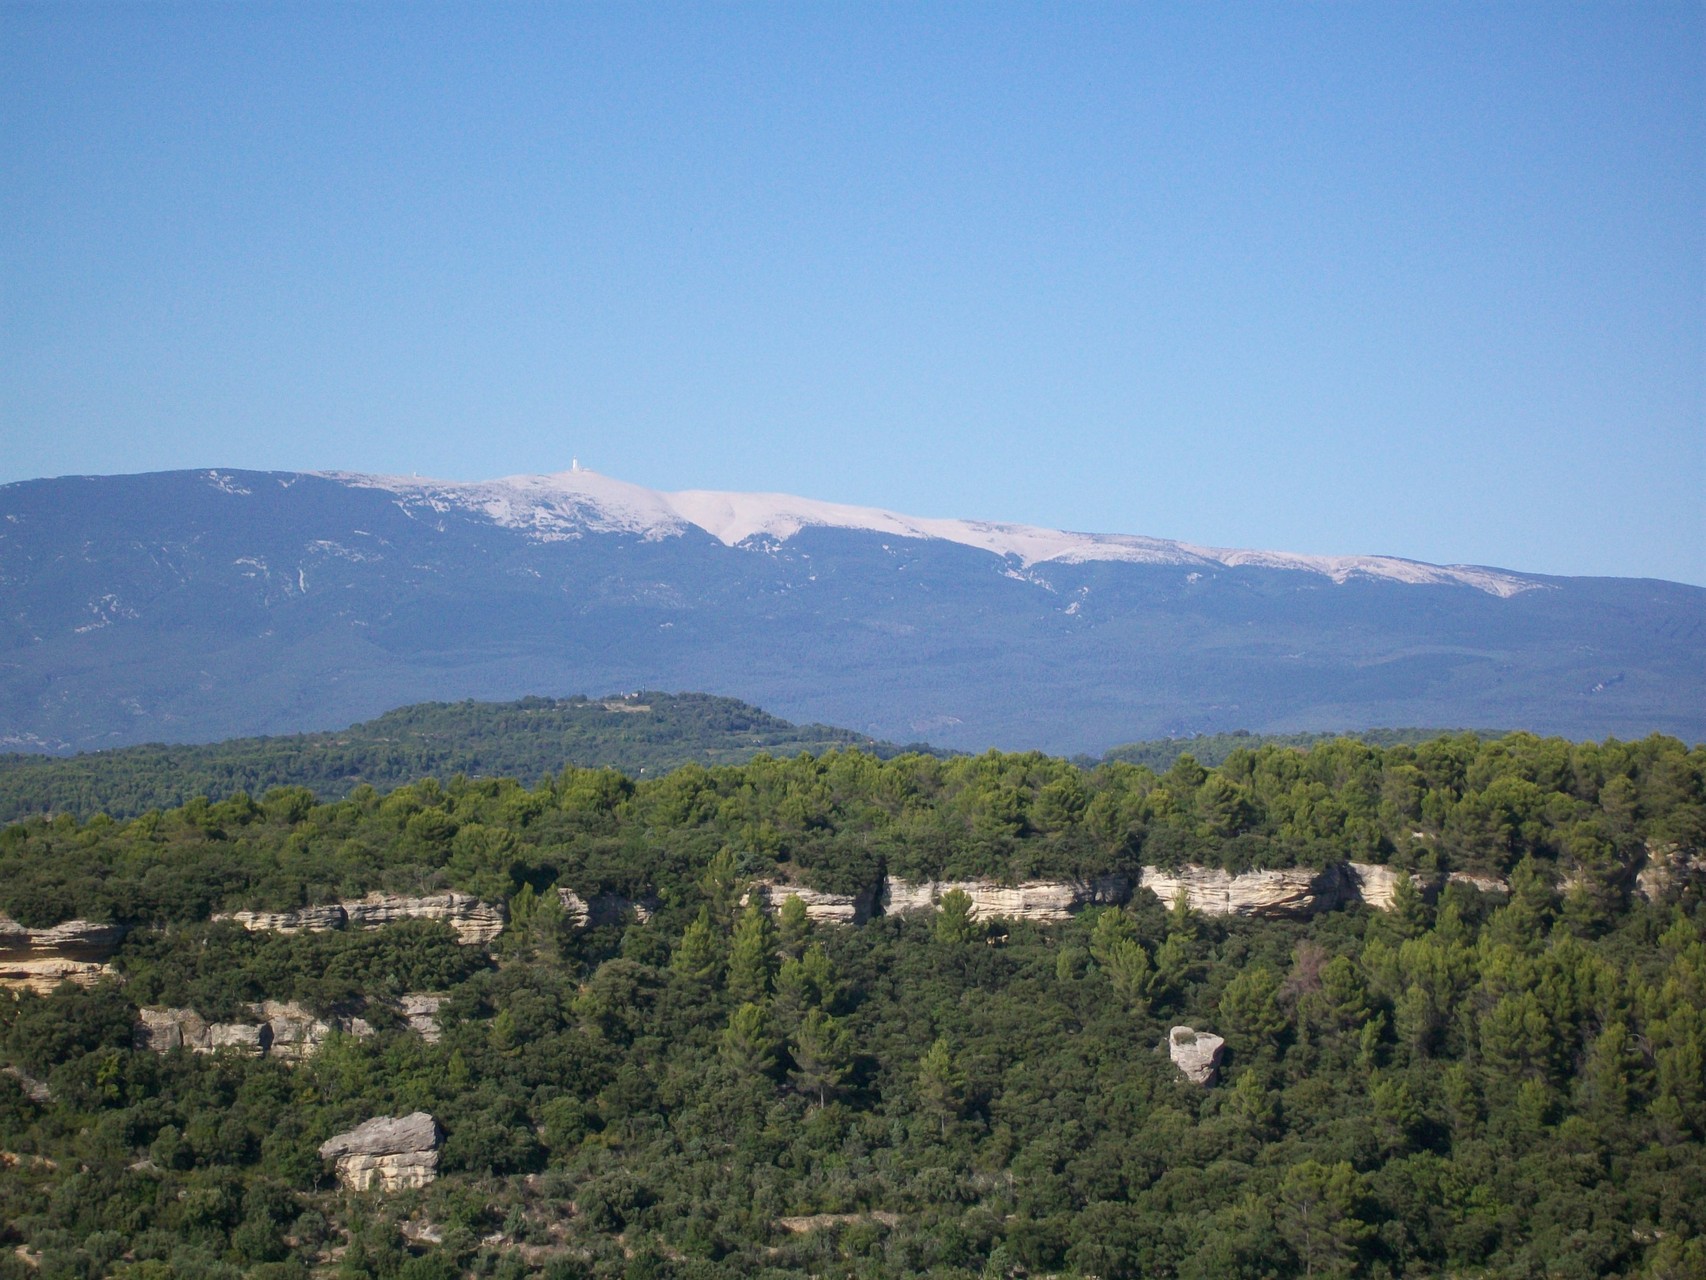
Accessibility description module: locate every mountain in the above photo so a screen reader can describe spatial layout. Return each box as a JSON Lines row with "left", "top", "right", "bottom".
{"left": 1, "top": 466, "right": 1701, "bottom": 755}
{"left": 0, "top": 691, "right": 918, "bottom": 822}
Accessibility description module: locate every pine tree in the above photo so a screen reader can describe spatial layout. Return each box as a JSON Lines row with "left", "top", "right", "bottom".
{"left": 721, "top": 1002, "right": 778, "bottom": 1077}
{"left": 935, "top": 888, "right": 982, "bottom": 944}
{"left": 916, "top": 1036, "right": 967, "bottom": 1135}
{"left": 727, "top": 901, "right": 776, "bottom": 1003}
{"left": 789, "top": 1008, "right": 852, "bottom": 1107}
{"left": 776, "top": 893, "right": 811, "bottom": 957}
{"left": 672, "top": 908, "right": 723, "bottom": 982}
{"left": 1089, "top": 909, "right": 1151, "bottom": 1008}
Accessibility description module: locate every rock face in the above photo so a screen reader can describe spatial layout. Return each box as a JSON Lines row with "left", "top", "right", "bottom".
{"left": 0, "top": 917, "right": 127, "bottom": 993}
{"left": 557, "top": 889, "right": 659, "bottom": 930}
{"left": 1169, "top": 1026, "right": 1225, "bottom": 1086}
{"left": 395, "top": 994, "right": 445, "bottom": 1043}
{"left": 1346, "top": 862, "right": 1418, "bottom": 911}
{"left": 2, "top": 1065, "right": 52, "bottom": 1103}
{"left": 319, "top": 1112, "right": 441, "bottom": 1191}
{"left": 135, "top": 1001, "right": 371, "bottom": 1060}
{"left": 1445, "top": 871, "right": 1510, "bottom": 896}
{"left": 882, "top": 875, "right": 1132, "bottom": 922}
{"left": 1635, "top": 844, "right": 1698, "bottom": 903}
{"left": 740, "top": 862, "right": 1484, "bottom": 928}
{"left": 744, "top": 880, "right": 881, "bottom": 926}
{"left": 217, "top": 892, "right": 505, "bottom": 945}
{"left": 1140, "top": 865, "right": 1350, "bottom": 919}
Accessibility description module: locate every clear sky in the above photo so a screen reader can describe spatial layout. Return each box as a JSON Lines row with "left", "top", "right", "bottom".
{"left": 4, "top": 3, "right": 1702, "bottom": 584}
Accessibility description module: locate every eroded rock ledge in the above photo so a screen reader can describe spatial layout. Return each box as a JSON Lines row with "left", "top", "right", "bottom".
{"left": 214, "top": 892, "right": 505, "bottom": 945}
{"left": 135, "top": 1001, "right": 371, "bottom": 1060}
{"left": 136, "top": 993, "right": 447, "bottom": 1058}
{"left": 747, "top": 862, "right": 1514, "bottom": 926}
{"left": 319, "top": 1112, "right": 441, "bottom": 1191}
{"left": 0, "top": 917, "right": 127, "bottom": 994}
{"left": 557, "top": 889, "right": 659, "bottom": 930}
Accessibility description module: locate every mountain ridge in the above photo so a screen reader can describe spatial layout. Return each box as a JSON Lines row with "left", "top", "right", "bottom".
{"left": 326, "top": 465, "right": 1543, "bottom": 595}
{"left": 1, "top": 466, "right": 1701, "bottom": 755}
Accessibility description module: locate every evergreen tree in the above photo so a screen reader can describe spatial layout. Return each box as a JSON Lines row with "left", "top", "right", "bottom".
{"left": 916, "top": 1036, "right": 967, "bottom": 1136}
{"left": 672, "top": 909, "right": 723, "bottom": 982}
{"left": 727, "top": 901, "right": 776, "bottom": 1003}
{"left": 721, "top": 1002, "right": 778, "bottom": 1077}
{"left": 935, "top": 888, "right": 982, "bottom": 944}
{"left": 789, "top": 1008, "right": 852, "bottom": 1107}
{"left": 776, "top": 893, "right": 811, "bottom": 957}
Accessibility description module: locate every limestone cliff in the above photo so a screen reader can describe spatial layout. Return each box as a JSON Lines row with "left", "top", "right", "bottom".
{"left": 388, "top": 993, "right": 441, "bottom": 1042}
{"left": 1346, "top": 862, "right": 1418, "bottom": 911}
{"left": 739, "top": 861, "right": 1499, "bottom": 928}
{"left": 0, "top": 916, "right": 126, "bottom": 993}
{"left": 216, "top": 892, "right": 504, "bottom": 945}
{"left": 742, "top": 880, "right": 880, "bottom": 925}
{"left": 135, "top": 1001, "right": 372, "bottom": 1060}
{"left": 881, "top": 875, "right": 1132, "bottom": 922}
{"left": 319, "top": 1112, "right": 441, "bottom": 1191}
{"left": 557, "top": 889, "right": 659, "bottom": 930}
{"left": 1138, "top": 865, "right": 1351, "bottom": 919}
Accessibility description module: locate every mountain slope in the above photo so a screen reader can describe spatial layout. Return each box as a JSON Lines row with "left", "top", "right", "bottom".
{"left": 1, "top": 467, "right": 1701, "bottom": 754}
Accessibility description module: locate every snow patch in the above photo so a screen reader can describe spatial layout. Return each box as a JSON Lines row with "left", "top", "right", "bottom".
{"left": 323, "top": 468, "right": 1542, "bottom": 598}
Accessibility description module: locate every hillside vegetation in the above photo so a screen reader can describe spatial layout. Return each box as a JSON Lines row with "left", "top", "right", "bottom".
{"left": 1, "top": 731, "right": 1703, "bottom": 1278}
{"left": 0, "top": 693, "right": 913, "bottom": 823}
{"left": 1098, "top": 728, "right": 1498, "bottom": 773}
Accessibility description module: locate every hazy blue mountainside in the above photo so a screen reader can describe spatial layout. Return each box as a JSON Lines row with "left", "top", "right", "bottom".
{"left": 0, "top": 692, "right": 915, "bottom": 822}
{"left": 2, "top": 468, "right": 1701, "bottom": 755}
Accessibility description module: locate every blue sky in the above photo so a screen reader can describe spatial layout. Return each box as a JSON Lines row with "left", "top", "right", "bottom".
{"left": 4, "top": 3, "right": 1702, "bottom": 584}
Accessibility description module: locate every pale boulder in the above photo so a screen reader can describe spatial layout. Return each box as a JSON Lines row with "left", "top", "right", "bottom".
{"left": 1169, "top": 1026, "right": 1225, "bottom": 1086}
{"left": 319, "top": 1112, "right": 441, "bottom": 1192}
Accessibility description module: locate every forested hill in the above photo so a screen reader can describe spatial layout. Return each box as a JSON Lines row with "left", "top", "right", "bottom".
{"left": 0, "top": 693, "right": 914, "bottom": 822}
{"left": 1100, "top": 728, "right": 1503, "bottom": 773}
{"left": 0, "top": 732, "right": 1703, "bottom": 1277}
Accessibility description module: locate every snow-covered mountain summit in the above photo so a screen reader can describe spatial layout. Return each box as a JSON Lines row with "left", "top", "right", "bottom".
{"left": 327, "top": 466, "right": 1540, "bottom": 597}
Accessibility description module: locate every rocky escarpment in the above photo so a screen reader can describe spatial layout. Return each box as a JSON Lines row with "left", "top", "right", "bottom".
{"left": 1138, "top": 866, "right": 1351, "bottom": 919}
{"left": 557, "top": 889, "right": 659, "bottom": 930}
{"left": 319, "top": 1112, "right": 441, "bottom": 1191}
{"left": 135, "top": 1001, "right": 374, "bottom": 1060}
{"left": 746, "top": 859, "right": 1523, "bottom": 929}
{"left": 1169, "top": 1026, "right": 1225, "bottom": 1086}
{"left": 0, "top": 917, "right": 127, "bottom": 994}
{"left": 883, "top": 875, "right": 1132, "bottom": 922}
{"left": 137, "top": 994, "right": 448, "bottom": 1058}
{"left": 215, "top": 892, "right": 505, "bottom": 945}
{"left": 742, "top": 881, "right": 881, "bottom": 926}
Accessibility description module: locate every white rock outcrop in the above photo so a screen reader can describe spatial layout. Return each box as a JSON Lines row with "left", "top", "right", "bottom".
{"left": 0, "top": 917, "right": 127, "bottom": 993}
{"left": 217, "top": 892, "right": 505, "bottom": 945}
{"left": 1139, "top": 865, "right": 1349, "bottom": 919}
{"left": 1445, "top": 872, "right": 1509, "bottom": 896}
{"left": 319, "top": 1112, "right": 441, "bottom": 1191}
{"left": 557, "top": 889, "right": 659, "bottom": 930}
{"left": 135, "top": 1001, "right": 371, "bottom": 1060}
{"left": 1346, "top": 862, "right": 1419, "bottom": 911}
{"left": 1635, "top": 844, "right": 1698, "bottom": 903}
{"left": 743, "top": 881, "right": 881, "bottom": 925}
{"left": 882, "top": 875, "right": 1132, "bottom": 922}
{"left": 1169, "top": 1026, "right": 1225, "bottom": 1086}
{"left": 395, "top": 993, "right": 445, "bottom": 1043}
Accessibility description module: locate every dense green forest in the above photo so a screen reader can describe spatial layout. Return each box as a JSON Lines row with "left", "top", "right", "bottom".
{"left": 1098, "top": 729, "right": 1503, "bottom": 774}
{"left": 2, "top": 730, "right": 1704, "bottom": 1279}
{"left": 0, "top": 694, "right": 917, "bottom": 824}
